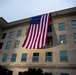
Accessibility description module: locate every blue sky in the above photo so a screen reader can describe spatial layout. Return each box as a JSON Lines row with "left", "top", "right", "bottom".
{"left": 0, "top": 0, "right": 76, "bottom": 22}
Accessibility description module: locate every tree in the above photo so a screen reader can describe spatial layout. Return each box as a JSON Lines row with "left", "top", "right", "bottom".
{"left": 0, "top": 65, "right": 13, "bottom": 75}
{"left": 0, "top": 65, "right": 7, "bottom": 75}
{"left": 23, "top": 68, "right": 44, "bottom": 75}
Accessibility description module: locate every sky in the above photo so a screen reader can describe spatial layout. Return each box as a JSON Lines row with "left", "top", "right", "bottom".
{"left": 0, "top": 0, "right": 76, "bottom": 22}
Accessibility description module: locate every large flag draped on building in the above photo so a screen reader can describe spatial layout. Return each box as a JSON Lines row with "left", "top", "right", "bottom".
{"left": 22, "top": 13, "right": 50, "bottom": 49}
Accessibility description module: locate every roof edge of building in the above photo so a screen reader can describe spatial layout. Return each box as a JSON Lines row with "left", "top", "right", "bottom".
{"left": 7, "top": 7, "right": 76, "bottom": 25}
{"left": 0, "top": 7, "right": 76, "bottom": 29}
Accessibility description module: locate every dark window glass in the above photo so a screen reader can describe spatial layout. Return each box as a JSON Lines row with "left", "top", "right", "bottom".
{"left": 2, "top": 33, "right": 6, "bottom": 39}
{"left": 60, "top": 51, "right": 68, "bottom": 62}
{"left": 0, "top": 42, "right": 3, "bottom": 49}
{"left": 14, "top": 40, "right": 20, "bottom": 48}
{"left": 59, "top": 35, "right": 66, "bottom": 44}
{"left": 9, "top": 31, "right": 14, "bottom": 38}
{"left": 73, "top": 33, "right": 76, "bottom": 43}
{"left": 21, "top": 53, "right": 27, "bottom": 62}
{"left": 33, "top": 53, "right": 39, "bottom": 62}
{"left": 2, "top": 54, "right": 8, "bottom": 62}
{"left": 48, "top": 73, "right": 52, "bottom": 75}
{"left": 19, "top": 72, "right": 24, "bottom": 75}
{"left": 48, "top": 25, "right": 52, "bottom": 32}
{"left": 6, "top": 41, "right": 11, "bottom": 49}
{"left": 59, "top": 23, "right": 65, "bottom": 30}
{"left": 46, "top": 52, "right": 52, "bottom": 62}
{"left": 47, "top": 36, "right": 53, "bottom": 45}
{"left": 61, "top": 73, "right": 69, "bottom": 75}
{"left": 11, "top": 54, "right": 17, "bottom": 62}
{"left": 72, "top": 20, "right": 76, "bottom": 28}
{"left": 17, "top": 30, "right": 22, "bottom": 37}
{"left": 7, "top": 71, "right": 13, "bottom": 75}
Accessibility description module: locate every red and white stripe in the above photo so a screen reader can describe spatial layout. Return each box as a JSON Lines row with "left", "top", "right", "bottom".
{"left": 22, "top": 14, "right": 50, "bottom": 49}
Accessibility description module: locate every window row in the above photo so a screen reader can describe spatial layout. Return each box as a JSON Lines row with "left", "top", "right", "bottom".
{"left": 2, "top": 50, "right": 68, "bottom": 62}
{"left": 1, "top": 20, "right": 76, "bottom": 40}
{"left": 1, "top": 32, "right": 76, "bottom": 49}
{"left": 0, "top": 36, "right": 53, "bottom": 49}
{"left": 19, "top": 72, "right": 69, "bottom": 75}
{"left": 0, "top": 40, "right": 20, "bottom": 49}
{"left": 1, "top": 25, "right": 53, "bottom": 39}
{"left": 59, "top": 20, "right": 76, "bottom": 30}
{"left": 0, "top": 32, "right": 76, "bottom": 49}
{"left": 2, "top": 30, "right": 22, "bottom": 39}
{"left": 59, "top": 33, "right": 76, "bottom": 44}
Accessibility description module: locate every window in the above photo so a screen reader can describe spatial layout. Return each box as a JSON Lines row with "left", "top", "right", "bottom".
{"left": 21, "top": 53, "right": 27, "bottom": 62}
{"left": 46, "top": 52, "right": 52, "bottom": 62}
{"left": 26, "top": 29, "right": 28, "bottom": 35}
{"left": 61, "top": 73, "right": 69, "bottom": 75}
{"left": 2, "top": 54, "right": 8, "bottom": 62}
{"left": 14, "top": 40, "right": 20, "bottom": 48}
{"left": 6, "top": 71, "right": 13, "bottom": 75}
{"left": 0, "top": 42, "right": 3, "bottom": 49}
{"left": 72, "top": 20, "right": 76, "bottom": 28}
{"left": 73, "top": 33, "right": 76, "bottom": 43}
{"left": 11, "top": 54, "right": 17, "bottom": 62}
{"left": 19, "top": 72, "right": 24, "bottom": 75}
{"left": 9, "top": 31, "right": 14, "bottom": 38}
{"left": 59, "top": 23, "right": 65, "bottom": 30}
{"left": 60, "top": 51, "right": 68, "bottom": 62}
{"left": 59, "top": 35, "right": 66, "bottom": 44}
{"left": 47, "top": 36, "right": 53, "bottom": 45}
{"left": 48, "top": 25, "right": 52, "bottom": 32}
{"left": 2, "top": 33, "right": 6, "bottom": 39}
{"left": 6, "top": 41, "right": 11, "bottom": 49}
{"left": 33, "top": 53, "right": 39, "bottom": 62}
{"left": 17, "top": 30, "right": 22, "bottom": 37}
{"left": 47, "top": 73, "right": 52, "bottom": 75}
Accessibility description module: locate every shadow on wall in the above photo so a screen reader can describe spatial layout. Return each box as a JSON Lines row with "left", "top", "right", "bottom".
{"left": 41, "top": 23, "right": 59, "bottom": 49}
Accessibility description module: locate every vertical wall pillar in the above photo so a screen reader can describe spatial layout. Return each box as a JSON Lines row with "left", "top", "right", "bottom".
{"left": 0, "top": 28, "right": 3, "bottom": 39}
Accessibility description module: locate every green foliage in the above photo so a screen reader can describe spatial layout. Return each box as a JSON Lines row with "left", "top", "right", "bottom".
{"left": 23, "top": 68, "right": 44, "bottom": 75}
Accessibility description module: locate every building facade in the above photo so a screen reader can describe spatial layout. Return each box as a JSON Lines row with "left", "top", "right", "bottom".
{"left": 0, "top": 7, "right": 76, "bottom": 75}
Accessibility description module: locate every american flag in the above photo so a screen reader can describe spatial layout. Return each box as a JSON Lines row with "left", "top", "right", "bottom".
{"left": 22, "top": 14, "right": 50, "bottom": 49}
